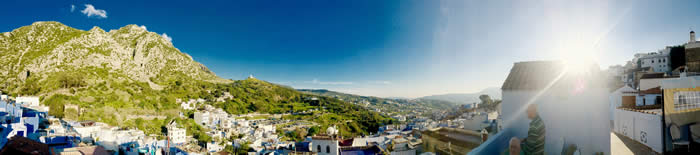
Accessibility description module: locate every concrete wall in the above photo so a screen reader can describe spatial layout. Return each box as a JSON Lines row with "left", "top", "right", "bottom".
{"left": 613, "top": 109, "right": 663, "bottom": 153}
{"left": 686, "top": 46, "right": 700, "bottom": 72}
{"left": 609, "top": 92, "right": 636, "bottom": 120}
{"left": 661, "top": 76, "right": 700, "bottom": 89}
{"left": 640, "top": 78, "right": 663, "bottom": 91}
{"left": 502, "top": 89, "right": 610, "bottom": 155}
{"left": 462, "top": 114, "right": 489, "bottom": 131}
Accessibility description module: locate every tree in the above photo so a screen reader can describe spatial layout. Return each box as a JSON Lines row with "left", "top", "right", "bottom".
{"left": 308, "top": 126, "right": 320, "bottom": 136}
{"left": 224, "top": 145, "right": 234, "bottom": 154}
{"left": 237, "top": 141, "right": 250, "bottom": 154}
{"left": 479, "top": 94, "right": 493, "bottom": 105}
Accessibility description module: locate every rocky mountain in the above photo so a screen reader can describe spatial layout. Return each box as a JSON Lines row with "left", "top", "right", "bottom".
{"left": 418, "top": 87, "right": 502, "bottom": 105}
{"left": 0, "top": 21, "right": 225, "bottom": 95}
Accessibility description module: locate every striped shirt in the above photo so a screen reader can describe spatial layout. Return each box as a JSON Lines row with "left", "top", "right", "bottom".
{"left": 521, "top": 114, "right": 545, "bottom": 155}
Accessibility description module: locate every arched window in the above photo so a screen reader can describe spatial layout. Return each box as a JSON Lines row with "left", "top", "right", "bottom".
{"left": 326, "top": 145, "right": 331, "bottom": 153}
{"left": 317, "top": 145, "right": 321, "bottom": 152}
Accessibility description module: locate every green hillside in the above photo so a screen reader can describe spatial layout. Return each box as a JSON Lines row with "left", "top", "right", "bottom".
{"left": 298, "top": 89, "right": 457, "bottom": 116}
{"left": 215, "top": 78, "right": 394, "bottom": 137}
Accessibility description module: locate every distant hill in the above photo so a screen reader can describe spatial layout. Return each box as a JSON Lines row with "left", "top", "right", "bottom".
{"left": 418, "top": 87, "right": 502, "bottom": 105}
{"left": 298, "top": 89, "right": 457, "bottom": 115}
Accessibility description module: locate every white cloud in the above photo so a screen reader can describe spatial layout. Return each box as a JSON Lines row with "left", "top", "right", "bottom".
{"left": 81, "top": 4, "right": 107, "bottom": 18}
{"left": 161, "top": 33, "right": 172, "bottom": 42}
{"left": 272, "top": 81, "right": 293, "bottom": 85}
{"left": 139, "top": 25, "right": 147, "bottom": 31}
{"left": 368, "top": 81, "right": 392, "bottom": 85}
{"left": 306, "top": 79, "right": 353, "bottom": 85}
{"left": 70, "top": 5, "right": 75, "bottom": 12}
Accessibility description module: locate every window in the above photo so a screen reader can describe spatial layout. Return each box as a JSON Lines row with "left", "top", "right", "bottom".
{"left": 652, "top": 60, "right": 654, "bottom": 63}
{"left": 317, "top": 145, "right": 321, "bottom": 152}
{"left": 326, "top": 146, "right": 330, "bottom": 153}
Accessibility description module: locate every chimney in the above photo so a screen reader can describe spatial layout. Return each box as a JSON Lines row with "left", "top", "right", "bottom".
{"left": 691, "top": 30, "right": 696, "bottom": 43}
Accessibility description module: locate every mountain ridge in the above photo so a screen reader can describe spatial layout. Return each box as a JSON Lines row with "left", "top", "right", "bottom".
{"left": 297, "top": 88, "right": 457, "bottom": 115}
{"left": 418, "top": 87, "right": 502, "bottom": 105}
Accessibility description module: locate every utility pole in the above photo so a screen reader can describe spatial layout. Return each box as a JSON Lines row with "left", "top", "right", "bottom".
{"left": 661, "top": 89, "right": 666, "bottom": 154}
{"left": 166, "top": 134, "right": 170, "bottom": 155}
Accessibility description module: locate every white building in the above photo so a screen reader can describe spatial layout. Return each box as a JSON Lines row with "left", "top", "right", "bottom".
{"left": 609, "top": 85, "right": 637, "bottom": 120}
{"left": 207, "top": 141, "right": 223, "bottom": 152}
{"left": 312, "top": 136, "right": 339, "bottom": 155}
{"left": 180, "top": 101, "right": 194, "bottom": 110}
{"left": 194, "top": 111, "right": 210, "bottom": 126}
{"left": 461, "top": 112, "right": 493, "bottom": 131}
{"left": 311, "top": 126, "right": 340, "bottom": 155}
{"left": 15, "top": 96, "right": 40, "bottom": 107}
{"left": 390, "top": 137, "right": 416, "bottom": 155}
{"left": 639, "top": 48, "right": 671, "bottom": 73}
{"left": 167, "top": 120, "right": 187, "bottom": 145}
{"left": 499, "top": 61, "right": 610, "bottom": 154}
{"left": 637, "top": 87, "right": 661, "bottom": 106}
{"left": 221, "top": 117, "right": 234, "bottom": 129}
{"left": 210, "top": 109, "right": 228, "bottom": 125}
{"left": 392, "top": 115, "right": 406, "bottom": 122}
{"left": 638, "top": 73, "right": 665, "bottom": 91}
{"left": 72, "top": 121, "right": 101, "bottom": 138}
{"left": 3, "top": 119, "right": 27, "bottom": 139}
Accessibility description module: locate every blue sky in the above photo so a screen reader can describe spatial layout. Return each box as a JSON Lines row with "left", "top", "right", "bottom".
{"left": 2, "top": 0, "right": 700, "bottom": 97}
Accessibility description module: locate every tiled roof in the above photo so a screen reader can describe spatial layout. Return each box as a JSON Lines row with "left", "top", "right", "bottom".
{"left": 640, "top": 86, "right": 661, "bottom": 94}
{"left": 60, "top": 146, "right": 109, "bottom": 155}
{"left": 0, "top": 136, "right": 50, "bottom": 155}
{"left": 312, "top": 135, "right": 337, "bottom": 140}
{"left": 640, "top": 73, "right": 665, "bottom": 79}
{"left": 501, "top": 60, "right": 607, "bottom": 91}
{"left": 339, "top": 139, "right": 354, "bottom": 146}
{"left": 501, "top": 61, "right": 566, "bottom": 90}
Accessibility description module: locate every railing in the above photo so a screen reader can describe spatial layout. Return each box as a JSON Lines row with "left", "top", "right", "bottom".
{"left": 467, "top": 128, "right": 514, "bottom": 155}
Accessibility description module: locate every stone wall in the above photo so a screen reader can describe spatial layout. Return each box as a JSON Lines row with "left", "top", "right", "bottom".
{"left": 686, "top": 47, "right": 700, "bottom": 72}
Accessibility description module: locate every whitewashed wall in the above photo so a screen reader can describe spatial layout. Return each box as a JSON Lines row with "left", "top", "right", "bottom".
{"left": 502, "top": 89, "right": 610, "bottom": 154}
{"left": 15, "top": 96, "right": 40, "bottom": 106}
{"left": 610, "top": 93, "right": 623, "bottom": 121}
{"left": 640, "top": 78, "right": 663, "bottom": 91}
{"left": 311, "top": 139, "right": 339, "bottom": 155}
{"left": 613, "top": 109, "right": 663, "bottom": 153}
